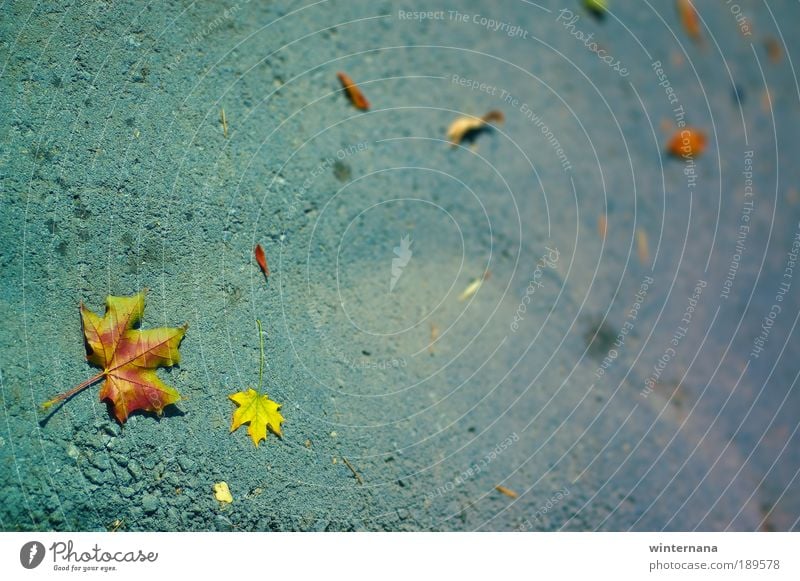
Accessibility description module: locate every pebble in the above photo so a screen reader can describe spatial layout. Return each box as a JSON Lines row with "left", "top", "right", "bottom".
{"left": 86, "top": 433, "right": 105, "bottom": 450}
{"left": 127, "top": 461, "right": 142, "bottom": 480}
{"left": 164, "top": 473, "right": 181, "bottom": 487}
{"left": 89, "top": 454, "right": 110, "bottom": 471}
{"left": 142, "top": 494, "right": 159, "bottom": 514}
{"left": 177, "top": 456, "right": 195, "bottom": 472}
{"left": 300, "top": 513, "right": 316, "bottom": 529}
{"left": 113, "top": 464, "right": 132, "bottom": 484}
{"left": 167, "top": 508, "right": 180, "bottom": 523}
{"left": 67, "top": 444, "right": 80, "bottom": 460}
{"left": 84, "top": 467, "right": 109, "bottom": 486}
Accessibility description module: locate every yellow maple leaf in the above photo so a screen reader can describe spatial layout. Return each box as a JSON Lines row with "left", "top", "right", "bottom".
{"left": 229, "top": 388, "right": 284, "bottom": 446}
{"left": 228, "top": 320, "right": 284, "bottom": 447}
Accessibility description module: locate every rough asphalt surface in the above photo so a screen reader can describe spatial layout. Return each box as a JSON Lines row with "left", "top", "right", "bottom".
{"left": 1, "top": 0, "right": 799, "bottom": 531}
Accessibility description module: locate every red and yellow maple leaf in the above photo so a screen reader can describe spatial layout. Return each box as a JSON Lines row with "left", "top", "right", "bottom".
{"left": 42, "top": 290, "right": 187, "bottom": 423}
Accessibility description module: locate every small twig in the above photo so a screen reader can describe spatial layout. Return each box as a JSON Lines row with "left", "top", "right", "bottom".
{"left": 256, "top": 319, "right": 264, "bottom": 392}
{"left": 220, "top": 108, "right": 228, "bottom": 138}
{"left": 342, "top": 456, "right": 363, "bottom": 485}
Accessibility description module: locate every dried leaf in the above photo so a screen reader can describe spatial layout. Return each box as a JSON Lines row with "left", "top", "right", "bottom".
{"left": 429, "top": 322, "right": 440, "bottom": 354}
{"left": 637, "top": 229, "right": 650, "bottom": 265}
{"left": 447, "top": 110, "right": 504, "bottom": 146}
{"left": 337, "top": 71, "right": 370, "bottom": 110}
{"left": 254, "top": 243, "right": 269, "bottom": 278}
{"left": 666, "top": 127, "right": 706, "bottom": 158}
{"left": 458, "top": 277, "right": 483, "bottom": 301}
{"left": 495, "top": 485, "right": 519, "bottom": 499}
{"left": 598, "top": 214, "right": 608, "bottom": 239}
{"left": 677, "top": 0, "right": 702, "bottom": 42}
{"left": 761, "top": 88, "right": 772, "bottom": 113}
{"left": 584, "top": 0, "right": 607, "bottom": 19}
{"left": 765, "top": 37, "right": 782, "bottom": 63}
{"left": 213, "top": 481, "right": 233, "bottom": 504}
{"left": 42, "top": 290, "right": 186, "bottom": 423}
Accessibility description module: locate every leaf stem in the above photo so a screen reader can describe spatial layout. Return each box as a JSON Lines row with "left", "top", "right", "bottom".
{"left": 256, "top": 319, "right": 264, "bottom": 392}
{"left": 41, "top": 372, "right": 105, "bottom": 411}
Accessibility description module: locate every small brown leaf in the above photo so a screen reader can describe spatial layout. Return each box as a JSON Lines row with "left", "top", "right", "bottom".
{"left": 337, "top": 71, "right": 370, "bottom": 110}
{"left": 447, "top": 110, "right": 504, "bottom": 146}
{"left": 637, "top": 229, "right": 650, "bottom": 265}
